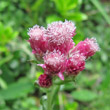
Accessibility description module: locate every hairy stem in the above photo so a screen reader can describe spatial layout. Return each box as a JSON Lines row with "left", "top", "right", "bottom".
{"left": 54, "top": 77, "right": 75, "bottom": 85}
{"left": 46, "top": 85, "right": 60, "bottom": 110}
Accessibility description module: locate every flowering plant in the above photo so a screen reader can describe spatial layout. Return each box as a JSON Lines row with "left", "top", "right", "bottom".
{"left": 27, "top": 20, "right": 99, "bottom": 110}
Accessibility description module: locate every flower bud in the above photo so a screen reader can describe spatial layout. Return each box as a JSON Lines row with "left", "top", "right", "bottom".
{"left": 38, "top": 74, "right": 52, "bottom": 88}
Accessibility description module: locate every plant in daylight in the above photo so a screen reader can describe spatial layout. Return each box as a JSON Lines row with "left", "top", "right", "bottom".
{"left": 27, "top": 20, "right": 100, "bottom": 110}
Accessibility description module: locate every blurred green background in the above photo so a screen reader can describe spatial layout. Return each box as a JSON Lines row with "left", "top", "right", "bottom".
{"left": 0, "top": 0, "right": 110, "bottom": 110}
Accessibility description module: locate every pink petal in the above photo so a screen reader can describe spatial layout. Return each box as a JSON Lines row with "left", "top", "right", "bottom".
{"left": 32, "top": 50, "right": 36, "bottom": 54}
{"left": 37, "top": 64, "right": 46, "bottom": 68}
{"left": 58, "top": 72, "right": 64, "bottom": 80}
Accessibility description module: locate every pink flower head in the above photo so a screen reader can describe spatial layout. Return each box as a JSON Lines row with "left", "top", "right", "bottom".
{"left": 38, "top": 51, "right": 66, "bottom": 80}
{"left": 27, "top": 20, "right": 100, "bottom": 87}
{"left": 66, "top": 53, "right": 85, "bottom": 75}
{"left": 46, "top": 20, "right": 76, "bottom": 54}
{"left": 38, "top": 74, "right": 52, "bottom": 88}
{"left": 72, "top": 38, "right": 100, "bottom": 58}
{"left": 28, "top": 25, "right": 48, "bottom": 58}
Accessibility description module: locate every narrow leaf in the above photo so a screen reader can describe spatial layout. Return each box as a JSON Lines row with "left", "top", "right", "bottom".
{"left": 91, "top": 0, "right": 110, "bottom": 24}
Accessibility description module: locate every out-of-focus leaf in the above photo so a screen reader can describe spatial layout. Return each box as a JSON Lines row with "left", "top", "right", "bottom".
{"left": 0, "top": 22, "right": 4, "bottom": 36}
{"left": 91, "top": 0, "right": 110, "bottom": 24}
{"left": 0, "top": 78, "right": 34, "bottom": 100}
{"left": 73, "top": 32, "right": 85, "bottom": 44}
{"left": 27, "top": 60, "right": 38, "bottom": 64}
{"left": 9, "top": 60, "right": 19, "bottom": 69}
{"left": 65, "top": 102, "right": 78, "bottom": 110}
{"left": 101, "top": 66, "right": 110, "bottom": 91}
{"left": 77, "top": 74, "right": 99, "bottom": 87}
{"left": 0, "top": 22, "right": 18, "bottom": 45}
{"left": 46, "top": 15, "right": 63, "bottom": 24}
{"left": 61, "top": 82, "right": 76, "bottom": 91}
{"left": 0, "top": 1, "right": 9, "bottom": 11}
{"left": 12, "top": 97, "right": 38, "bottom": 110}
{"left": 36, "top": 71, "right": 43, "bottom": 79}
{"left": 0, "top": 47, "right": 7, "bottom": 52}
{"left": 0, "top": 77, "right": 7, "bottom": 89}
{"left": 71, "top": 89, "right": 97, "bottom": 102}
{"left": 0, "top": 55, "right": 13, "bottom": 66}
{"left": 53, "top": 0, "right": 78, "bottom": 13}
{"left": 40, "top": 95, "right": 47, "bottom": 110}
{"left": 31, "top": 0, "right": 44, "bottom": 11}
{"left": 65, "top": 12, "right": 88, "bottom": 21}
{"left": 101, "top": 52, "right": 108, "bottom": 63}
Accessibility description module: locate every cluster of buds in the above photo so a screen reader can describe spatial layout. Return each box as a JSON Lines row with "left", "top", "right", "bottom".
{"left": 28, "top": 20, "right": 99, "bottom": 88}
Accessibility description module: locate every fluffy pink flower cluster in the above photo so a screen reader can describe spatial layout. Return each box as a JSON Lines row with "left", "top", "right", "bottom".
{"left": 28, "top": 20, "right": 99, "bottom": 88}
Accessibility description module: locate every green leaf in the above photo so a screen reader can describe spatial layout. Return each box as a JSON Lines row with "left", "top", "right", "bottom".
{"left": 0, "top": 46, "right": 7, "bottom": 52}
{"left": 0, "top": 1, "right": 8, "bottom": 11}
{"left": 0, "top": 54, "right": 13, "bottom": 66}
{"left": 0, "top": 22, "right": 18, "bottom": 45}
{"left": 0, "top": 77, "right": 7, "bottom": 89}
{"left": 65, "top": 12, "right": 88, "bottom": 21}
{"left": 0, "top": 22, "right": 4, "bottom": 38}
{"left": 46, "top": 15, "right": 63, "bottom": 24}
{"left": 40, "top": 95, "right": 47, "bottom": 110}
{"left": 65, "top": 102, "right": 78, "bottom": 110}
{"left": 27, "top": 60, "right": 38, "bottom": 64}
{"left": 0, "top": 78, "right": 34, "bottom": 100}
{"left": 61, "top": 82, "right": 76, "bottom": 91}
{"left": 36, "top": 71, "right": 43, "bottom": 79}
{"left": 101, "top": 66, "right": 110, "bottom": 91}
{"left": 53, "top": 0, "right": 78, "bottom": 13}
{"left": 31, "top": 0, "right": 44, "bottom": 11}
{"left": 71, "top": 89, "right": 97, "bottom": 102}
{"left": 90, "top": 0, "right": 110, "bottom": 24}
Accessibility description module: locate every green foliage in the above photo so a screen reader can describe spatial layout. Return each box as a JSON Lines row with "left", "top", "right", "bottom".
{"left": 0, "top": 78, "right": 34, "bottom": 100}
{"left": 90, "top": 0, "right": 110, "bottom": 24}
{"left": 65, "top": 102, "right": 78, "bottom": 110}
{"left": 0, "top": 0, "right": 110, "bottom": 110}
{"left": 0, "top": 22, "right": 18, "bottom": 45}
{"left": 46, "top": 0, "right": 87, "bottom": 23}
{"left": 71, "top": 89, "right": 97, "bottom": 102}
{"left": 0, "top": 22, "right": 18, "bottom": 52}
{"left": 53, "top": 0, "right": 78, "bottom": 12}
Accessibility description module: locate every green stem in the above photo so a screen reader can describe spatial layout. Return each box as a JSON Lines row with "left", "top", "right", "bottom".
{"left": 47, "top": 91, "right": 51, "bottom": 110}
{"left": 46, "top": 77, "right": 75, "bottom": 109}
{"left": 54, "top": 77, "right": 75, "bottom": 85}
{"left": 46, "top": 85, "right": 60, "bottom": 110}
